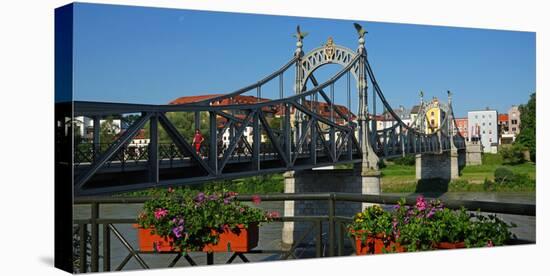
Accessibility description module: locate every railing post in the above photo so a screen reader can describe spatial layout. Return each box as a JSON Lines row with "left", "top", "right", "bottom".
{"left": 337, "top": 221, "right": 345, "bottom": 256}
{"left": 90, "top": 203, "right": 99, "bottom": 272}
{"left": 284, "top": 103, "right": 291, "bottom": 165}
{"left": 194, "top": 111, "right": 201, "bottom": 130}
{"left": 79, "top": 224, "right": 87, "bottom": 273}
{"left": 149, "top": 114, "right": 159, "bottom": 183}
{"left": 93, "top": 116, "right": 100, "bottom": 161}
{"left": 209, "top": 111, "right": 218, "bottom": 174}
{"left": 316, "top": 220, "right": 323, "bottom": 257}
{"left": 310, "top": 118, "right": 317, "bottom": 165}
{"left": 103, "top": 224, "right": 111, "bottom": 271}
{"left": 252, "top": 112, "right": 260, "bottom": 171}
{"left": 328, "top": 193, "right": 335, "bottom": 257}
{"left": 207, "top": 252, "right": 214, "bottom": 265}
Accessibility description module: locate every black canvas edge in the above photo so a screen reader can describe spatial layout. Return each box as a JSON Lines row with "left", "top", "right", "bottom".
{"left": 55, "top": 3, "right": 75, "bottom": 273}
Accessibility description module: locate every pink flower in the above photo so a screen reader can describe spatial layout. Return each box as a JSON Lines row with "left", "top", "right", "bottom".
{"left": 267, "top": 211, "right": 280, "bottom": 219}
{"left": 239, "top": 207, "right": 245, "bottom": 213}
{"left": 154, "top": 208, "right": 168, "bottom": 219}
{"left": 252, "top": 195, "right": 261, "bottom": 205}
{"left": 487, "top": 240, "right": 494, "bottom": 247}
{"left": 168, "top": 187, "right": 174, "bottom": 193}
{"left": 154, "top": 242, "right": 162, "bottom": 252}
{"left": 416, "top": 196, "right": 427, "bottom": 211}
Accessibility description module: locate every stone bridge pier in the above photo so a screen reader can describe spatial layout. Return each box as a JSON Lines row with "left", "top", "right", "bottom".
{"left": 415, "top": 148, "right": 466, "bottom": 181}
{"left": 281, "top": 164, "right": 380, "bottom": 249}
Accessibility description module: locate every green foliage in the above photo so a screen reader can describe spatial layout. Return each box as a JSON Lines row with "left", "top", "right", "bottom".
{"left": 448, "top": 179, "right": 472, "bottom": 192}
{"left": 499, "top": 144, "right": 526, "bottom": 165}
{"left": 482, "top": 153, "right": 503, "bottom": 166}
{"left": 137, "top": 189, "right": 276, "bottom": 251}
{"left": 390, "top": 155, "right": 415, "bottom": 166}
{"left": 393, "top": 197, "right": 446, "bottom": 251}
{"left": 349, "top": 205, "right": 394, "bottom": 240}
{"left": 516, "top": 93, "right": 536, "bottom": 162}
{"left": 99, "top": 116, "right": 120, "bottom": 144}
{"left": 483, "top": 167, "right": 535, "bottom": 192}
{"left": 494, "top": 167, "right": 515, "bottom": 184}
{"left": 143, "top": 112, "right": 210, "bottom": 144}
{"left": 465, "top": 213, "right": 516, "bottom": 248}
{"left": 483, "top": 178, "right": 495, "bottom": 191}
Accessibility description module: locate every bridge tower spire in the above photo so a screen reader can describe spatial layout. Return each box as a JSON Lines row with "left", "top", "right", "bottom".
{"left": 293, "top": 25, "right": 306, "bottom": 146}
{"left": 355, "top": 23, "right": 379, "bottom": 171}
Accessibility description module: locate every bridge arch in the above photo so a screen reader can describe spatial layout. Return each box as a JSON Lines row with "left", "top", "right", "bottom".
{"left": 298, "top": 38, "right": 360, "bottom": 92}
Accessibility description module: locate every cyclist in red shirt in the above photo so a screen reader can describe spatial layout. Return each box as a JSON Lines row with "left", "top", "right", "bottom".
{"left": 193, "top": 129, "right": 204, "bottom": 155}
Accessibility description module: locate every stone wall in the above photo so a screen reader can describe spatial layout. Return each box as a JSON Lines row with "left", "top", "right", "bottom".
{"left": 466, "top": 143, "right": 483, "bottom": 165}
{"left": 281, "top": 168, "right": 380, "bottom": 249}
{"left": 416, "top": 152, "right": 452, "bottom": 180}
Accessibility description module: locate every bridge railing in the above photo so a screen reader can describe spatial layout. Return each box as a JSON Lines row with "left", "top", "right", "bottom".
{"left": 73, "top": 192, "right": 535, "bottom": 273}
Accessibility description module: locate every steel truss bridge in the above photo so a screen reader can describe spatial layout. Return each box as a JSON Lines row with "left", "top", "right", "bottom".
{"left": 69, "top": 24, "right": 465, "bottom": 196}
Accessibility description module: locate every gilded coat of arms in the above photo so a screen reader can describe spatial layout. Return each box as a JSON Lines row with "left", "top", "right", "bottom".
{"left": 324, "top": 37, "right": 336, "bottom": 61}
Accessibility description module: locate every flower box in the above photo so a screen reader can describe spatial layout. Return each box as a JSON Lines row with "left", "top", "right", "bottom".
{"left": 436, "top": 241, "right": 466, "bottom": 249}
{"left": 351, "top": 231, "right": 405, "bottom": 255}
{"left": 202, "top": 223, "right": 259, "bottom": 252}
{"left": 134, "top": 224, "right": 176, "bottom": 252}
{"left": 134, "top": 223, "right": 259, "bottom": 253}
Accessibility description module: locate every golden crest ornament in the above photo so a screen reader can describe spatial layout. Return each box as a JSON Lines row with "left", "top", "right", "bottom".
{"left": 324, "top": 37, "right": 336, "bottom": 61}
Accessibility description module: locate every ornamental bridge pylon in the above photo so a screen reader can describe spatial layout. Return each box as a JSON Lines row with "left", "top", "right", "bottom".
{"left": 64, "top": 23, "right": 466, "bottom": 196}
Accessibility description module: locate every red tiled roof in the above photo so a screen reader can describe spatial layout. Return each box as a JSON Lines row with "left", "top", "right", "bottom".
{"left": 498, "top": 114, "right": 509, "bottom": 122}
{"left": 170, "top": 94, "right": 224, "bottom": 105}
{"left": 170, "top": 94, "right": 356, "bottom": 126}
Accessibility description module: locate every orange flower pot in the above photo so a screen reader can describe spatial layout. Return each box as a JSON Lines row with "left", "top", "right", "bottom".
{"left": 134, "top": 223, "right": 259, "bottom": 253}
{"left": 436, "top": 241, "right": 466, "bottom": 249}
{"left": 134, "top": 224, "right": 176, "bottom": 252}
{"left": 202, "top": 223, "right": 259, "bottom": 252}
{"left": 351, "top": 231, "right": 405, "bottom": 255}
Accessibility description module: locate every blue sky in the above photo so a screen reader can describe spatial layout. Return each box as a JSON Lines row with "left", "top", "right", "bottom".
{"left": 72, "top": 3, "right": 535, "bottom": 117}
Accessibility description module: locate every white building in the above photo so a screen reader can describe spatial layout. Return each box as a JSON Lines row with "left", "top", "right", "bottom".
{"left": 74, "top": 116, "right": 122, "bottom": 140}
{"left": 467, "top": 110, "right": 498, "bottom": 153}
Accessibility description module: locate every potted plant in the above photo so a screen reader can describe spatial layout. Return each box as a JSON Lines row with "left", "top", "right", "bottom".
{"left": 392, "top": 196, "right": 447, "bottom": 251}
{"left": 463, "top": 213, "right": 516, "bottom": 248}
{"left": 349, "top": 196, "right": 516, "bottom": 254}
{"left": 348, "top": 205, "right": 403, "bottom": 255}
{"left": 393, "top": 196, "right": 516, "bottom": 251}
{"left": 135, "top": 188, "right": 278, "bottom": 253}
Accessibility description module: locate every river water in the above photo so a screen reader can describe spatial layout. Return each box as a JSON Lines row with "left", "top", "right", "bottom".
{"left": 73, "top": 192, "right": 535, "bottom": 272}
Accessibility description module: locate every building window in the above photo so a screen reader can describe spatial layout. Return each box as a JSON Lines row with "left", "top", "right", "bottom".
{"left": 483, "top": 131, "right": 486, "bottom": 134}
{"left": 475, "top": 115, "right": 478, "bottom": 119}
{"left": 482, "top": 122, "right": 485, "bottom": 126}
{"left": 511, "top": 119, "right": 518, "bottom": 124}
{"left": 489, "top": 138, "right": 492, "bottom": 142}
{"left": 489, "top": 122, "right": 492, "bottom": 126}
{"left": 482, "top": 115, "right": 485, "bottom": 119}
{"left": 431, "top": 111, "right": 435, "bottom": 116}
{"left": 512, "top": 127, "right": 516, "bottom": 132}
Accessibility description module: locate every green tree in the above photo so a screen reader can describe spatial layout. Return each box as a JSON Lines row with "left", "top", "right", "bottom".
{"left": 144, "top": 112, "right": 210, "bottom": 144}
{"left": 100, "top": 116, "right": 120, "bottom": 144}
{"left": 516, "top": 92, "right": 535, "bottom": 162}
{"left": 499, "top": 144, "right": 525, "bottom": 165}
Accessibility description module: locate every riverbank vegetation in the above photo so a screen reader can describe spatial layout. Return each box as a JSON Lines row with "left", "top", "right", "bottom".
{"left": 381, "top": 153, "right": 536, "bottom": 193}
